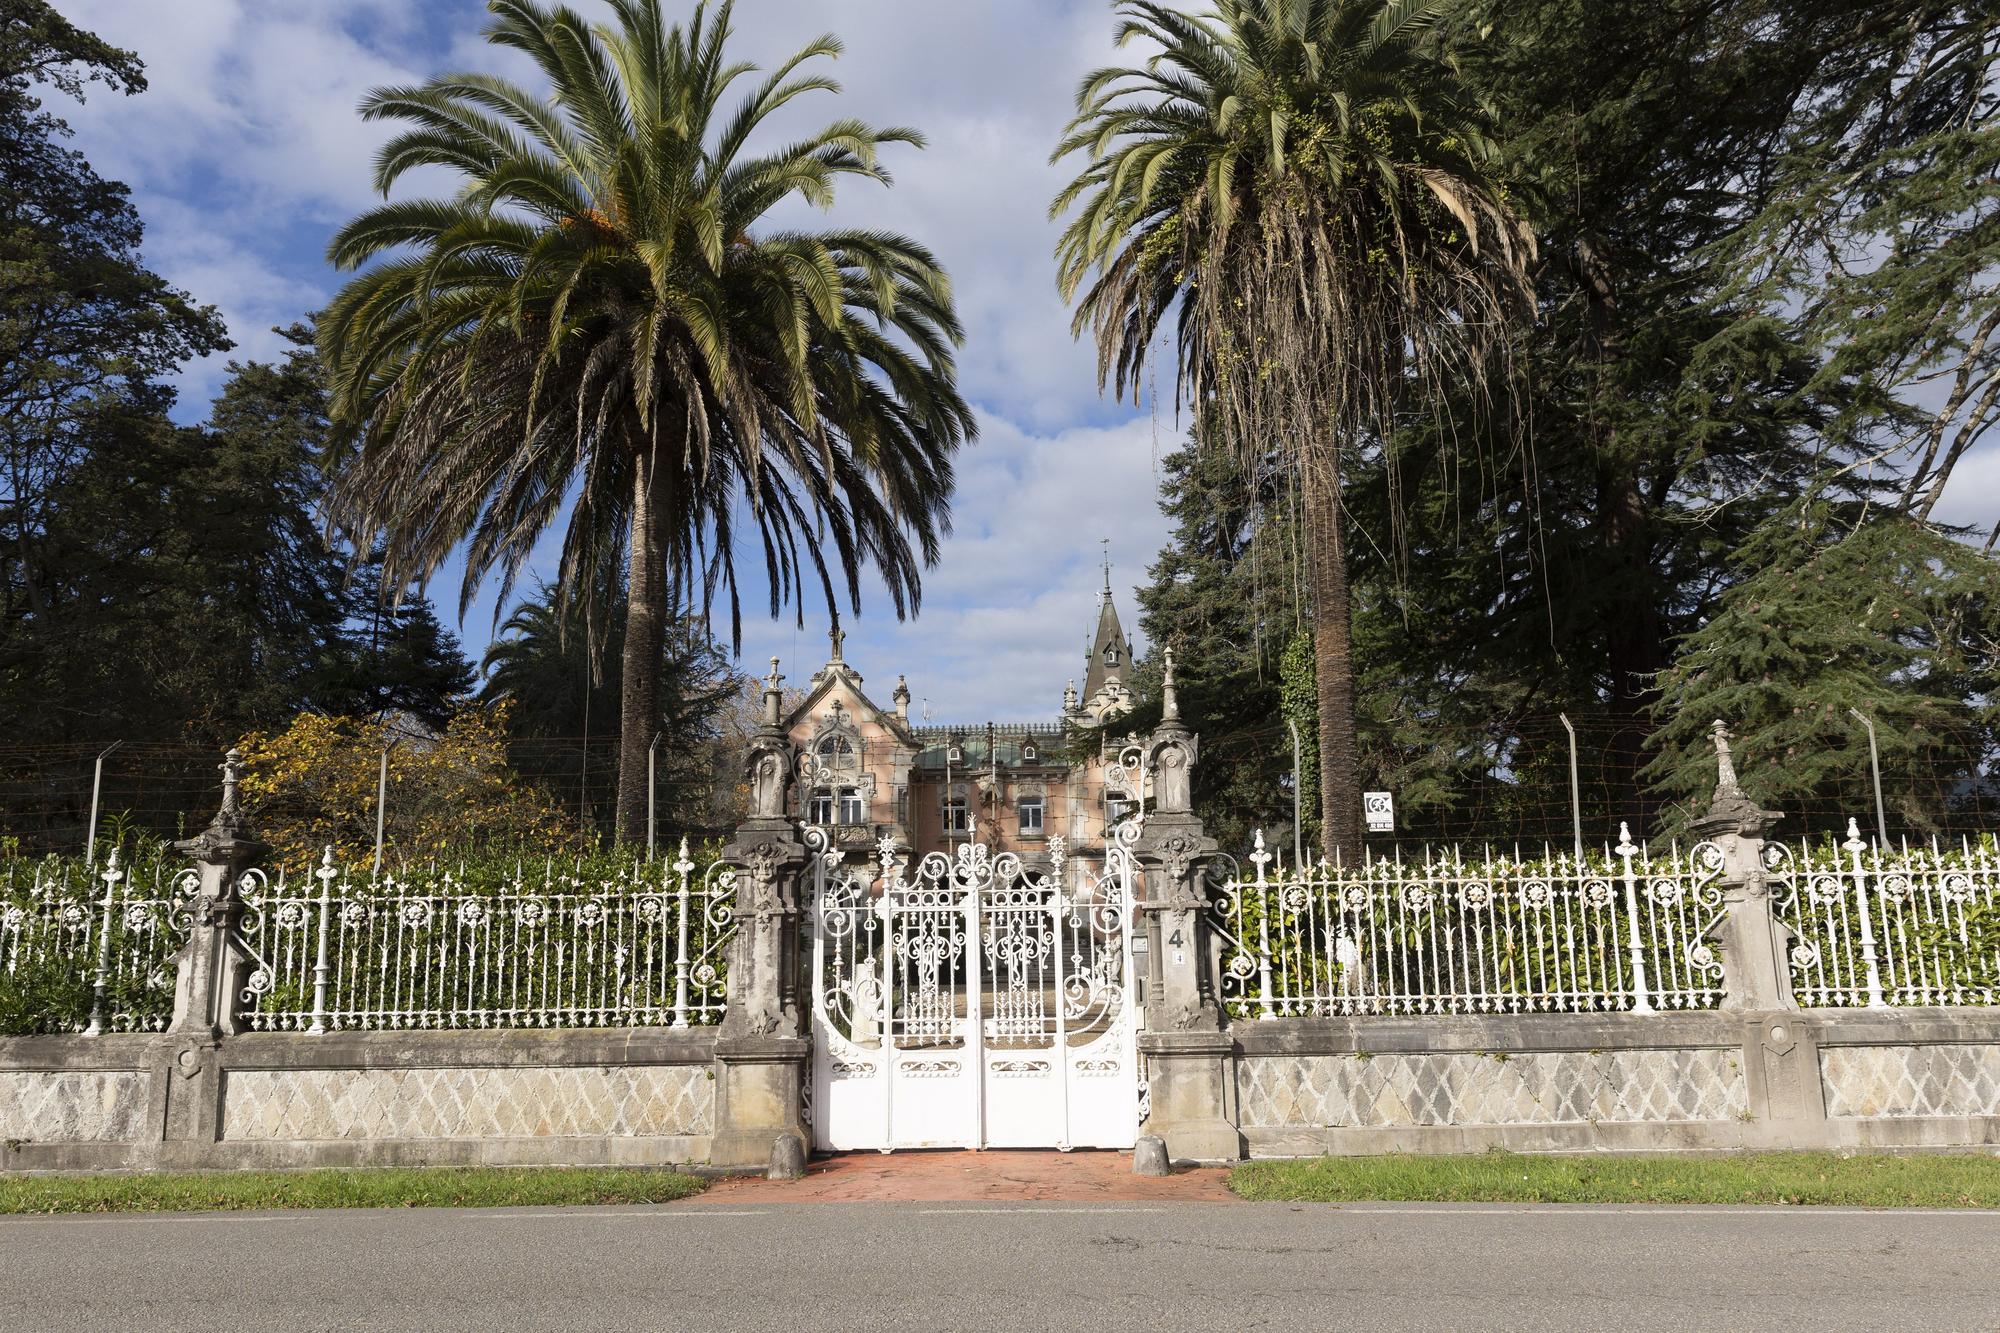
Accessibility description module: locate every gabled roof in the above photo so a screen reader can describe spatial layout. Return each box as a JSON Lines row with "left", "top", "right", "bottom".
{"left": 783, "top": 653, "right": 918, "bottom": 748}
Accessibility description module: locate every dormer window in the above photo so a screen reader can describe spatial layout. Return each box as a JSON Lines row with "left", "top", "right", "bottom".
{"left": 947, "top": 744, "right": 963, "bottom": 764}
{"left": 1022, "top": 742, "right": 1038, "bottom": 763}
{"left": 1104, "top": 644, "right": 1119, "bottom": 665}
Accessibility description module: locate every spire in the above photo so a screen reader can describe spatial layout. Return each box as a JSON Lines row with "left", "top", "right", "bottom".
{"left": 1082, "top": 555, "right": 1131, "bottom": 709}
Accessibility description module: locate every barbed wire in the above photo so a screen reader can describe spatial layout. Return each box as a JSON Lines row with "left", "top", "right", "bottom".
{"left": 2, "top": 711, "right": 1990, "bottom": 857}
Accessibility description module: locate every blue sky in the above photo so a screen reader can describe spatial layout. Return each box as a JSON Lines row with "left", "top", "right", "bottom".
{"left": 55, "top": 0, "right": 1179, "bottom": 723}
{"left": 51, "top": 0, "right": 2000, "bottom": 722}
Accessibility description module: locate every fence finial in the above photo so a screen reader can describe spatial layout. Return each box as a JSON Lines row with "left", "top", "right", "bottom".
{"left": 1692, "top": 718, "right": 1780, "bottom": 839}
{"left": 1710, "top": 719, "right": 1740, "bottom": 792}
{"left": 219, "top": 747, "right": 244, "bottom": 819}
{"left": 1160, "top": 646, "right": 1180, "bottom": 723}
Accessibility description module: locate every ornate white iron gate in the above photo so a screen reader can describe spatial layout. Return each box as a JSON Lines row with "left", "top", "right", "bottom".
{"left": 808, "top": 831, "right": 1140, "bottom": 1151}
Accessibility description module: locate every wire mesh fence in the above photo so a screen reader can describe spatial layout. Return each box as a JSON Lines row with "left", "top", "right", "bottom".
{"left": 0, "top": 737, "right": 733, "bottom": 858}
{"left": 3, "top": 711, "right": 1992, "bottom": 859}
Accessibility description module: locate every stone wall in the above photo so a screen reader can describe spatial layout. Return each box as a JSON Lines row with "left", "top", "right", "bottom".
{"left": 0, "top": 1029, "right": 715, "bottom": 1172}
{"left": 1228, "top": 1009, "right": 2000, "bottom": 1157}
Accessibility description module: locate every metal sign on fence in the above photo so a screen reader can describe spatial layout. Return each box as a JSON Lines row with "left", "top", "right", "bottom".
{"left": 1363, "top": 791, "right": 1395, "bottom": 833}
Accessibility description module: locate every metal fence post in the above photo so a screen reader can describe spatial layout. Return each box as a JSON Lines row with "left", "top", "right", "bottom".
{"left": 372, "top": 743, "right": 393, "bottom": 878}
{"left": 82, "top": 848, "right": 122, "bottom": 1036}
{"left": 1249, "top": 831, "right": 1276, "bottom": 1019}
{"left": 1844, "top": 819, "right": 1889, "bottom": 1008}
{"left": 1558, "top": 714, "right": 1583, "bottom": 864}
{"left": 1847, "top": 709, "right": 1890, "bottom": 846}
{"left": 1285, "top": 719, "right": 1304, "bottom": 871}
{"left": 1616, "top": 823, "right": 1655, "bottom": 1015}
{"left": 84, "top": 740, "right": 122, "bottom": 868}
{"left": 308, "top": 848, "right": 337, "bottom": 1034}
{"left": 671, "top": 836, "right": 693, "bottom": 1027}
{"left": 649, "top": 731, "right": 662, "bottom": 861}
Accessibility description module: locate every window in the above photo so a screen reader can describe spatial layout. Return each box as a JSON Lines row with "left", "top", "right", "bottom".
{"left": 1022, "top": 742, "right": 1038, "bottom": 763}
{"left": 947, "top": 744, "right": 963, "bottom": 764}
{"left": 1106, "top": 792, "right": 1133, "bottom": 829}
{"left": 839, "top": 789, "right": 865, "bottom": 826}
{"left": 815, "top": 734, "right": 856, "bottom": 776}
{"left": 943, "top": 796, "right": 970, "bottom": 834}
{"left": 808, "top": 790, "right": 835, "bottom": 826}
{"left": 1104, "top": 643, "right": 1119, "bottom": 665}
{"left": 1018, "top": 796, "right": 1044, "bottom": 836}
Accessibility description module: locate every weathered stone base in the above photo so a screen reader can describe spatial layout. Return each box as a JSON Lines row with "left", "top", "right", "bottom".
{"left": 1232, "top": 1008, "right": 2000, "bottom": 1157}
{"left": 1, "top": 1029, "right": 716, "bottom": 1173}
{"left": 1139, "top": 1030, "right": 1243, "bottom": 1163}
{"left": 708, "top": 1035, "right": 811, "bottom": 1170}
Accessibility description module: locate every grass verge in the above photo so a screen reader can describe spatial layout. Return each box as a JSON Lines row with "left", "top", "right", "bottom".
{"left": 0, "top": 1166, "right": 707, "bottom": 1215}
{"left": 1228, "top": 1151, "right": 2000, "bottom": 1207}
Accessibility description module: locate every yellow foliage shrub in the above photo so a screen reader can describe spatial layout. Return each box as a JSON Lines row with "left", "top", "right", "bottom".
{"left": 236, "top": 704, "right": 587, "bottom": 866}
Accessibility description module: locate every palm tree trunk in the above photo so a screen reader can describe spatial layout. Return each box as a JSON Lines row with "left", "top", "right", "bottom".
{"left": 616, "top": 449, "right": 668, "bottom": 844}
{"left": 1305, "top": 462, "right": 1362, "bottom": 862}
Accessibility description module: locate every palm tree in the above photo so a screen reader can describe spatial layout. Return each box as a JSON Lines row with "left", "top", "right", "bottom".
{"left": 481, "top": 580, "right": 741, "bottom": 835}
{"left": 1052, "top": 0, "right": 1532, "bottom": 858}
{"left": 319, "top": 0, "right": 975, "bottom": 841}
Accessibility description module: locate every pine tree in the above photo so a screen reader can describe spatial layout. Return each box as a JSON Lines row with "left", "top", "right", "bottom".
{"left": 1647, "top": 502, "right": 2000, "bottom": 834}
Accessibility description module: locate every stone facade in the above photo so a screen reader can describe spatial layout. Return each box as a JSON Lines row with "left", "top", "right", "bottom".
{"left": 1237, "top": 1049, "right": 1748, "bottom": 1128}
{"left": 221, "top": 1066, "right": 712, "bottom": 1141}
{"left": 0, "top": 1070, "right": 149, "bottom": 1143}
{"left": 1821, "top": 1043, "right": 2000, "bottom": 1119}
{"left": 0, "top": 1031, "right": 718, "bottom": 1172}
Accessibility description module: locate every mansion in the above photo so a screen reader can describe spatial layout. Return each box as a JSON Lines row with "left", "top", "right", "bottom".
{"left": 784, "top": 576, "right": 1144, "bottom": 859}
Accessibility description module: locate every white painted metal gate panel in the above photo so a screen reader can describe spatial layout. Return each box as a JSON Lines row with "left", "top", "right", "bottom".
{"left": 808, "top": 831, "right": 1139, "bottom": 1152}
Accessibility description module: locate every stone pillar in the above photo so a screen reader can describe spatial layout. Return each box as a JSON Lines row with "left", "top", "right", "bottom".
{"left": 1692, "top": 721, "right": 1828, "bottom": 1139}
{"left": 1129, "top": 650, "right": 1242, "bottom": 1163}
{"left": 1690, "top": 721, "right": 1794, "bottom": 1014}
{"left": 709, "top": 662, "right": 812, "bottom": 1169}
{"left": 157, "top": 749, "right": 270, "bottom": 1149}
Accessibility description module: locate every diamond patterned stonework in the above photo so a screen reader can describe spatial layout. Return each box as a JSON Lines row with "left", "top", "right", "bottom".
{"left": 1236, "top": 1050, "right": 1747, "bottom": 1128}
{"left": 1821, "top": 1044, "right": 2000, "bottom": 1119}
{"left": 221, "top": 1066, "right": 712, "bottom": 1141}
{"left": 0, "top": 1071, "right": 148, "bottom": 1143}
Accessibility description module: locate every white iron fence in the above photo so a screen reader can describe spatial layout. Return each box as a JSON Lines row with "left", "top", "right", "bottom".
{"left": 233, "top": 840, "right": 738, "bottom": 1031}
{"left": 0, "top": 850, "right": 190, "bottom": 1033}
{"left": 1771, "top": 822, "right": 2000, "bottom": 1007}
{"left": 1208, "top": 827, "right": 1728, "bottom": 1016}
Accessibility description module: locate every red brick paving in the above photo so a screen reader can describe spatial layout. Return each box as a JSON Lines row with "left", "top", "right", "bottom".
{"left": 696, "top": 1150, "right": 1237, "bottom": 1204}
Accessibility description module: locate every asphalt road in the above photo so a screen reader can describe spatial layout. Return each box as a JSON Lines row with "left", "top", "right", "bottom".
{"left": 3, "top": 1200, "right": 1993, "bottom": 1332}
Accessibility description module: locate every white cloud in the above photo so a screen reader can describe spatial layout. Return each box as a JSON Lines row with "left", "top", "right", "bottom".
{"left": 1929, "top": 443, "right": 2000, "bottom": 536}
{"left": 733, "top": 409, "right": 1181, "bottom": 721}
